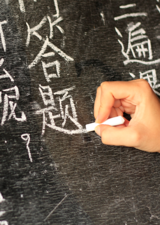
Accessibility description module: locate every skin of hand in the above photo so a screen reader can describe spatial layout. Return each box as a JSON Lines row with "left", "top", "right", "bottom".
{"left": 94, "top": 79, "right": 160, "bottom": 152}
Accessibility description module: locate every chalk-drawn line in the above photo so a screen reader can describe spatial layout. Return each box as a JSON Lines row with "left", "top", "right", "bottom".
{"left": 46, "top": 124, "right": 87, "bottom": 135}
{"left": 21, "top": 134, "right": 33, "bottom": 162}
{"left": 47, "top": 39, "right": 74, "bottom": 62}
{"left": 156, "top": 4, "right": 160, "bottom": 13}
{"left": 53, "top": 0, "right": 60, "bottom": 18}
{"left": 26, "top": 17, "right": 47, "bottom": 47}
{"left": 18, "top": 0, "right": 25, "bottom": 13}
{"left": 54, "top": 86, "right": 75, "bottom": 95}
{"left": 0, "top": 212, "right": 5, "bottom": 217}
{"left": 131, "top": 28, "right": 146, "bottom": 36}
{"left": 115, "top": 27, "right": 123, "bottom": 37}
{"left": 28, "top": 37, "right": 74, "bottom": 69}
{"left": 129, "top": 22, "right": 141, "bottom": 32}
{"left": 0, "top": 59, "right": 4, "bottom": 67}
{"left": 7, "top": 101, "right": 26, "bottom": 122}
{"left": 5, "top": 0, "right": 9, "bottom": 4}
{"left": 0, "top": 221, "right": 8, "bottom": 225}
{"left": 120, "top": 4, "right": 136, "bottom": 9}
{"left": 0, "top": 69, "right": 14, "bottom": 82}
{"left": 0, "top": 193, "right": 5, "bottom": 203}
{"left": 100, "top": 12, "right": 105, "bottom": 25}
{"left": 124, "top": 58, "right": 160, "bottom": 65}
{"left": 36, "top": 106, "right": 57, "bottom": 114}
{"left": 129, "top": 73, "right": 136, "bottom": 78}
{"left": 130, "top": 35, "right": 147, "bottom": 43}
{"left": 41, "top": 60, "right": 60, "bottom": 82}
{"left": 47, "top": 16, "right": 64, "bottom": 39}
{"left": 0, "top": 21, "right": 7, "bottom": 52}
{"left": 114, "top": 13, "right": 147, "bottom": 21}
{"left": 1, "top": 94, "right": 8, "bottom": 126}
{"left": 44, "top": 194, "right": 68, "bottom": 221}
{"left": 39, "top": 85, "right": 55, "bottom": 106}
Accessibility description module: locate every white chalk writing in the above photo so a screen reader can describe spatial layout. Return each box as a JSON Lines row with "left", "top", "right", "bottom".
{"left": 100, "top": 12, "right": 105, "bottom": 25}
{"left": 114, "top": 4, "right": 147, "bottom": 21}
{"left": 21, "top": 133, "right": 32, "bottom": 162}
{"left": 120, "top": 4, "right": 136, "bottom": 9}
{"left": 18, "top": 0, "right": 59, "bottom": 16}
{"left": 115, "top": 27, "right": 123, "bottom": 38}
{"left": 18, "top": 0, "right": 25, "bottom": 13}
{"left": 1, "top": 86, "right": 26, "bottom": 125}
{"left": 0, "top": 193, "right": 8, "bottom": 225}
{"left": 28, "top": 37, "right": 73, "bottom": 69}
{"left": 25, "top": 0, "right": 74, "bottom": 83}
{"left": 24, "top": 0, "right": 84, "bottom": 135}
{"left": 0, "top": 221, "right": 8, "bottom": 225}
{"left": 114, "top": 13, "right": 147, "bottom": 21}
{"left": 47, "top": 15, "right": 64, "bottom": 39}
{"left": 0, "top": 21, "right": 7, "bottom": 52}
{"left": 0, "top": 22, "right": 26, "bottom": 126}
{"left": 36, "top": 86, "right": 85, "bottom": 135}
{"left": 0, "top": 193, "right": 5, "bottom": 203}
{"left": 42, "top": 60, "right": 60, "bottom": 82}
{"left": 156, "top": 0, "right": 160, "bottom": 13}
{"left": 118, "top": 22, "right": 154, "bottom": 65}
{"left": 115, "top": 2, "right": 160, "bottom": 98}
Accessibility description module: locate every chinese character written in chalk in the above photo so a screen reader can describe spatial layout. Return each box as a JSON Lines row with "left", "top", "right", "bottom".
{"left": 36, "top": 85, "right": 85, "bottom": 135}
{"left": 0, "top": 85, "right": 26, "bottom": 125}
{"left": 115, "top": 3, "right": 160, "bottom": 66}
{"left": 117, "top": 22, "right": 153, "bottom": 65}
{"left": 0, "top": 70, "right": 26, "bottom": 125}
{"left": 114, "top": 3, "right": 147, "bottom": 21}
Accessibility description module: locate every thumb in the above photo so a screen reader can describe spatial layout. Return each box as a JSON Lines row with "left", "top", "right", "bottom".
{"left": 95, "top": 125, "right": 138, "bottom": 147}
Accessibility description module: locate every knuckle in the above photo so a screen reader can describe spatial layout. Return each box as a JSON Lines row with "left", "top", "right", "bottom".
{"left": 138, "top": 79, "right": 152, "bottom": 93}
{"left": 101, "top": 81, "right": 109, "bottom": 90}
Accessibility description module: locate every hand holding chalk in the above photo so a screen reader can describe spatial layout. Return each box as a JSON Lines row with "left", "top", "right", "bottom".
{"left": 94, "top": 79, "right": 160, "bottom": 152}
{"left": 86, "top": 116, "right": 125, "bottom": 132}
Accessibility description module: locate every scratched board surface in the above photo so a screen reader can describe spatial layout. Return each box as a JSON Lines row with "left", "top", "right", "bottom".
{"left": 0, "top": 0, "right": 160, "bottom": 224}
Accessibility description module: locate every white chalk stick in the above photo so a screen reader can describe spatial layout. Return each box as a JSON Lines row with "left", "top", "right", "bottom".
{"left": 86, "top": 116, "right": 125, "bottom": 132}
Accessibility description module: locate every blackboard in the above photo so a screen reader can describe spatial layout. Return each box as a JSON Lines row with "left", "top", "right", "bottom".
{"left": 1, "top": 0, "right": 160, "bottom": 224}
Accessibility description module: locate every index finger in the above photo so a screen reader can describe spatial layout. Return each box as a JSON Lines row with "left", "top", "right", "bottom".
{"left": 95, "top": 80, "right": 140, "bottom": 123}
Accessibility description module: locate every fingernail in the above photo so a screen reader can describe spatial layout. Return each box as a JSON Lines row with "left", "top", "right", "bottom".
{"left": 95, "top": 126, "right": 101, "bottom": 136}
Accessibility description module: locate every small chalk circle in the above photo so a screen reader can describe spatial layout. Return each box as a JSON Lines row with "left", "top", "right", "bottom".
{"left": 86, "top": 116, "right": 125, "bottom": 132}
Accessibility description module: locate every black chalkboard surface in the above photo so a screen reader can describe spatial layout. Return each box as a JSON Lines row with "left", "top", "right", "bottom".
{"left": 1, "top": 0, "right": 160, "bottom": 224}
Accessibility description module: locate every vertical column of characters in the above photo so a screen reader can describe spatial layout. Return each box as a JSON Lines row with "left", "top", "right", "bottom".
{"left": 23, "top": 0, "right": 86, "bottom": 135}
{"left": 114, "top": 2, "right": 160, "bottom": 96}
{"left": 0, "top": 13, "right": 30, "bottom": 163}
{"left": 0, "top": 21, "right": 26, "bottom": 126}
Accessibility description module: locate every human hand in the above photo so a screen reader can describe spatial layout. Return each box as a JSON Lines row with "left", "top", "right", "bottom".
{"left": 94, "top": 79, "right": 160, "bottom": 152}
